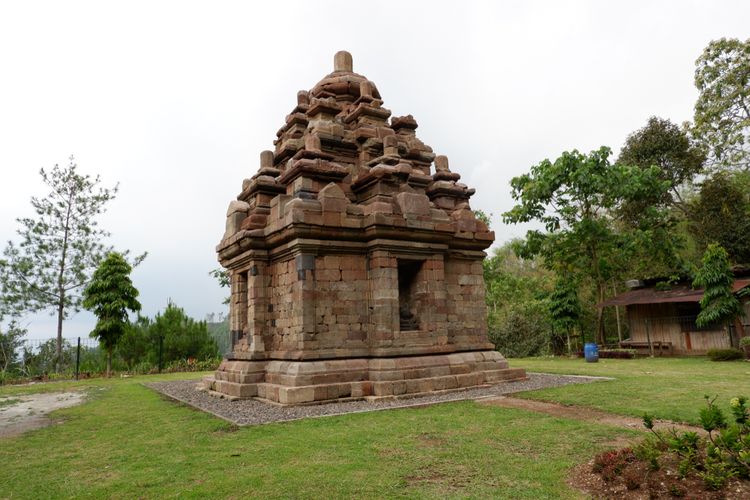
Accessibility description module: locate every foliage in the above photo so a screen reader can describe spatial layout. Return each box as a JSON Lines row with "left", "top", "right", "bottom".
{"left": 548, "top": 274, "right": 582, "bottom": 350}
{"left": 693, "top": 243, "right": 742, "bottom": 328}
{"left": 0, "top": 157, "right": 143, "bottom": 369}
{"left": 472, "top": 209, "right": 492, "bottom": 228}
{"left": 117, "top": 316, "right": 152, "bottom": 369}
{"left": 209, "top": 268, "right": 230, "bottom": 305}
{"left": 740, "top": 337, "right": 750, "bottom": 348}
{"left": 0, "top": 320, "right": 26, "bottom": 373}
{"left": 635, "top": 395, "right": 750, "bottom": 491}
{"left": 83, "top": 252, "right": 141, "bottom": 375}
{"left": 617, "top": 116, "right": 705, "bottom": 217}
{"left": 688, "top": 172, "right": 750, "bottom": 264}
{"left": 483, "top": 241, "right": 556, "bottom": 356}
{"left": 592, "top": 349, "right": 635, "bottom": 359}
{"left": 206, "top": 317, "right": 231, "bottom": 355}
{"left": 22, "top": 338, "right": 73, "bottom": 376}
{"left": 503, "top": 147, "right": 673, "bottom": 343}
{"left": 707, "top": 348, "right": 744, "bottom": 361}
{"left": 487, "top": 301, "right": 552, "bottom": 357}
{"left": 693, "top": 37, "right": 750, "bottom": 171}
{"left": 148, "top": 302, "right": 218, "bottom": 363}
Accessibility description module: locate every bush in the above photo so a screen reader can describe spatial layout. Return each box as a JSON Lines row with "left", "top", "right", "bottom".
{"left": 488, "top": 301, "right": 552, "bottom": 357}
{"left": 739, "top": 337, "right": 750, "bottom": 348}
{"left": 707, "top": 348, "right": 744, "bottom": 361}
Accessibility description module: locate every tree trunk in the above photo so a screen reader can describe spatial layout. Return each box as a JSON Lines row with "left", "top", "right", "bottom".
{"left": 55, "top": 191, "right": 73, "bottom": 373}
{"left": 107, "top": 348, "right": 112, "bottom": 378}
{"left": 596, "top": 282, "right": 606, "bottom": 345}
{"left": 55, "top": 294, "right": 64, "bottom": 372}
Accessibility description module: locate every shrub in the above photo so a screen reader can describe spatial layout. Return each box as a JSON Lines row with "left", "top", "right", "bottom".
{"left": 488, "top": 301, "right": 552, "bottom": 357}
{"left": 739, "top": 337, "right": 750, "bottom": 348}
{"left": 707, "top": 348, "right": 744, "bottom": 361}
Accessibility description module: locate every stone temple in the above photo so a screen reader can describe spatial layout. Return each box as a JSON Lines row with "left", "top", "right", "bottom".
{"left": 203, "top": 51, "right": 525, "bottom": 404}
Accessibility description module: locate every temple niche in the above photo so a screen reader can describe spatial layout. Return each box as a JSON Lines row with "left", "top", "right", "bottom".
{"left": 202, "top": 51, "right": 526, "bottom": 404}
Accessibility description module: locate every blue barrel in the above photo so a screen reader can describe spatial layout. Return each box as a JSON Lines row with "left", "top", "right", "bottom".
{"left": 584, "top": 343, "right": 599, "bottom": 363}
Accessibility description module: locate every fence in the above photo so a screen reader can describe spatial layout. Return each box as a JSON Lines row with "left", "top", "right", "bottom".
{"left": 1, "top": 331, "right": 225, "bottom": 384}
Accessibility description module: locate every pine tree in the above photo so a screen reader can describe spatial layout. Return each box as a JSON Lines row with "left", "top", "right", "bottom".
{"left": 0, "top": 157, "right": 140, "bottom": 370}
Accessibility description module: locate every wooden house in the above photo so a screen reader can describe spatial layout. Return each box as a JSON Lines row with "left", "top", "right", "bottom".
{"left": 598, "top": 279, "right": 750, "bottom": 355}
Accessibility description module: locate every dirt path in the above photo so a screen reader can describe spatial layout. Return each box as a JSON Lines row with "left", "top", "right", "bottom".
{"left": 476, "top": 396, "right": 703, "bottom": 434}
{"left": 0, "top": 392, "right": 86, "bottom": 438}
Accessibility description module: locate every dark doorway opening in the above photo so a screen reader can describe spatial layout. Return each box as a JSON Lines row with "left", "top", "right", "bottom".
{"left": 397, "top": 260, "right": 422, "bottom": 331}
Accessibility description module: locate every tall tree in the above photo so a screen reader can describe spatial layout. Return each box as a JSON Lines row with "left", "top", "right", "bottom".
{"left": 82, "top": 252, "right": 141, "bottom": 376}
{"left": 688, "top": 172, "right": 750, "bottom": 265}
{"left": 549, "top": 274, "right": 582, "bottom": 353}
{"left": 617, "top": 116, "right": 705, "bottom": 217}
{"left": 0, "top": 157, "right": 141, "bottom": 369}
{"left": 503, "top": 147, "right": 671, "bottom": 343}
{"left": 693, "top": 38, "right": 750, "bottom": 171}
{"left": 693, "top": 243, "right": 744, "bottom": 336}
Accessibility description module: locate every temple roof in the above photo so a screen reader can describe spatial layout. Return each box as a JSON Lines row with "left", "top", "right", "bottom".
{"left": 219, "top": 51, "right": 494, "bottom": 257}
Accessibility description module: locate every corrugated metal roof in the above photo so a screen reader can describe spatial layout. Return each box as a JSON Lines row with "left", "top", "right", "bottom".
{"left": 597, "top": 278, "right": 750, "bottom": 307}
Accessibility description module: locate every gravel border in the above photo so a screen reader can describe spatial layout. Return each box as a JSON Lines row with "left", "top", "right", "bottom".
{"left": 146, "top": 373, "right": 611, "bottom": 427}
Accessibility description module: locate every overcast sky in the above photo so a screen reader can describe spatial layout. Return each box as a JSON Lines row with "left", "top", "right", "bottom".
{"left": 1, "top": 1, "right": 748, "bottom": 338}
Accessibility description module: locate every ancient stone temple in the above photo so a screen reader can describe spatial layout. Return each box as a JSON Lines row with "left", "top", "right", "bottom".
{"left": 203, "top": 51, "right": 525, "bottom": 404}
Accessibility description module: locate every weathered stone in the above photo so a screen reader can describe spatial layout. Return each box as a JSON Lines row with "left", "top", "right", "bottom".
{"left": 205, "top": 52, "right": 524, "bottom": 404}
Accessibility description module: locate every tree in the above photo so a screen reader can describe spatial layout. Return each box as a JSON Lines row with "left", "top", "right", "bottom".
{"left": 688, "top": 172, "right": 750, "bottom": 265}
{"left": 693, "top": 38, "right": 750, "bottom": 171}
{"left": 693, "top": 244, "right": 744, "bottom": 336}
{"left": 617, "top": 116, "right": 705, "bottom": 216}
{"left": 503, "top": 147, "right": 672, "bottom": 343}
{"left": 117, "top": 316, "right": 152, "bottom": 370}
{"left": 149, "top": 303, "right": 218, "bottom": 364}
{"left": 0, "top": 320, "right": 26, "bottom": 374}
{"left": 82, "top": 252, "right": 141, "bottom": 376}
{"left": 549, "top": 274, "right": 582, "bottom": 354}
{"left": 0, "top": 157, "right": 133, "bottom": 370}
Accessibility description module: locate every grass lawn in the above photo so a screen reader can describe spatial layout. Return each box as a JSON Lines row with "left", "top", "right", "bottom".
{"left": 512, "top": 356, "right": 750, "bottom": 425}
{"left": 0, "top": 372, "right": 634, "bottom": 499}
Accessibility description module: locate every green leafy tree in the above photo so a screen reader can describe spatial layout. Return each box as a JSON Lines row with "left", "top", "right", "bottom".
{"left": 688, "top": 172, "right": 750, "bottom": 265}
{"left": 503, "top": 147, "right": 671, "bottom": 343}
{"left": 693, "top": 38, "right": 750, "bottom": 171}
{"left": 82, "top": 252, "right": 141, "bottom": 376}
{"left": 693, "top": 244, "right": 743, "bottom": 334}
{"left": 549, "top": 274, "right": 582, "bottom": 353}
{"left": 483, "top": 241, "right": 555, "bottom": 356}
{"left": 149, "top": 303, "right": 218, "bottom": 363}
{"left": 0, "top": 157, "right": 143, "bottom": 370}
{"left": 618, "top": 116, "right": 705, "bottom": 217}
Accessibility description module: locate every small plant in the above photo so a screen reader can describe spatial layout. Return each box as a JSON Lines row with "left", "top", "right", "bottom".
{"left": 621, "top": 467, "right": 641, "bottom": 490}
{"left": 707, "top": 348, "right": 744, "bottom": 361}
{"left": 700, "top": 453, "right": 735, "bottom": 490}
{"left": 634, "top": 434, "right": 662, "bottom": 471}
{"left": 740, "top": 337, "right": 750, "bottom": 348}
{"left": 668, "top": 483, "right": 686, "bottom": 497}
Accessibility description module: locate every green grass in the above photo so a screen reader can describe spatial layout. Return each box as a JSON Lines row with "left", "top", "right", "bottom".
{"left": 512, "top": 356, "right": 750, "bottom": 424}
{"left": 0, "top": 372, "right": 633, "bottom": 499}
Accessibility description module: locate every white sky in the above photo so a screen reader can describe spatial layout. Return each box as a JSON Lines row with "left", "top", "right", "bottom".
{"left": 1, "top": 0, "right": 748, "bottom": 338}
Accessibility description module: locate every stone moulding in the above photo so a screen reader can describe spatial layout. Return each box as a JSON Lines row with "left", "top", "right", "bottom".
{"left": 201, "top": 51, "right": 526, "bottom": 405}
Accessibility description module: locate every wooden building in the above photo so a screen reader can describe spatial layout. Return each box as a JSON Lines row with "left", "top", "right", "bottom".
{"left": 599, "top": 279, "right": 750, "bottom": 355}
